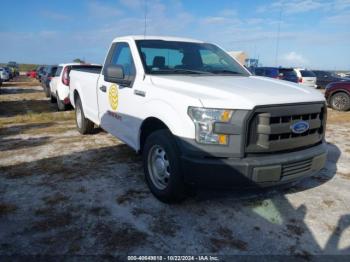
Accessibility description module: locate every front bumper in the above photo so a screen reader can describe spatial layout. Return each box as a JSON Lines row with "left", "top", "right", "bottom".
{"left": 180, "top": 142, "right": 327, "bottom": 188}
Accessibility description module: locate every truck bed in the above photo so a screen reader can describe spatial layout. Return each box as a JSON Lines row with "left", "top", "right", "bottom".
{"left": 71, "top": 65, "right": 102, "bottom": 74}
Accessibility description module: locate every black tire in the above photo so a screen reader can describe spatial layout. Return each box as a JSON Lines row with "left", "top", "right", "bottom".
{"left": 56, "top": 94, "right": 67, "bottom": 111}
{"left": 143, "top": 129, "right": 186, "bottom": 203}
{"left": 44, "top": 86, "right": 50, "bottom": 98}
{"left": 75, "top": 96, "right": 94, "bottom": 134}
{"left": 330, "top": 92, "right": 350, "bottom": 111}
{"left": 50, "top": 92, "right": 56, "bottom": 103}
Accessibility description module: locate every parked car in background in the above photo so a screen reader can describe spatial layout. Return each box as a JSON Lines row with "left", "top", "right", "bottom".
{"left": 7, "top": 61, "right": 19, "bottom": 77}
{"left": 50, "top": 63, "right": 98, "bottom": 111}
{"left": 254, "top": 67, "right": 299, "bottom": 83}
{"left": 325, "top": 81, "right": 350, "bottom": 111}
{"left": 0, "top": 67, "right": 10, "bottom": 81}
{"left": 313, "top": 70, "right": 350, "bottom": 89}
{"left": 36, "top": 66, "right": 45, "bottom": 82}
{"left": 294, "top": 68, "right": 317, "bottom": 88}
{"left": 41, "top": 65, "right": 58, "bottom": 97}
{"left": 26, "top": 70, "right": 37, "bottom": 78}
{"left": 3, "top": 67, "right": 13, "bottom": 80}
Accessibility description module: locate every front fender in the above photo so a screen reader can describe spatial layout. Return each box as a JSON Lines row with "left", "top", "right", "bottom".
{"left": 137, "top": 99, "right": 198, "bottom": 149}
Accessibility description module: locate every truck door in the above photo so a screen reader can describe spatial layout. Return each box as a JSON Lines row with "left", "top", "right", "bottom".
{"left": 97, "top": 42, "right": 140, "bottom": 148}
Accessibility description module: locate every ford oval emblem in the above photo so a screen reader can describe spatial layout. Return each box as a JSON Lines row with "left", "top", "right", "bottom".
{"left": 290, "top": 121, "right": 310, "bottom": 134}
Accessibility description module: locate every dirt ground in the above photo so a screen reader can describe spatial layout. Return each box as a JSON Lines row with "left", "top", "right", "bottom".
{"left": 0, "top": 76, "right": 349, "bottom": 257}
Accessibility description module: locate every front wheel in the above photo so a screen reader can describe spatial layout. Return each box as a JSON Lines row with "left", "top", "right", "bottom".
{"left": 331, "top": 92, "right": 350, "bottom": 111}
{"left": 75, "top": 96, "right": 94, "bottom": 134}
{"left": 143, "top": 129, "right": 186, "bottom": 203}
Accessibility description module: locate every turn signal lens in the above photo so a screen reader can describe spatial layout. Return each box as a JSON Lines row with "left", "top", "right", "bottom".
{"left": 218, "top": 135, "right": 228, "bottom": 145}
{"left": 221, "top": 110, "right": 233, "bottom": 122}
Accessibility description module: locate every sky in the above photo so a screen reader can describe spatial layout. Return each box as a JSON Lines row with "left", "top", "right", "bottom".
{"left": 0, "top": 0, "right": 349, "bottom": 70}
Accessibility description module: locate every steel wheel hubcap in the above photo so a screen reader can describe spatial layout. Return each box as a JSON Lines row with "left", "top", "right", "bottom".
{"left": 148, "top": 145, "right": 170, "bottom": 190}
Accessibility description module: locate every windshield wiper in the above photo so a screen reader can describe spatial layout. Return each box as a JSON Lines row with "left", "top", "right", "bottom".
{"left": 151, "top": 69, "right": 213, "bottom": 75}
{"left": 211, "top": 69, "right": 242, "bottom": 75}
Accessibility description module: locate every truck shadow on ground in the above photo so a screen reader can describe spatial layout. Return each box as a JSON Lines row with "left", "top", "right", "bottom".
{"left": 0, "top": 100, "right": 57, "bottom": 116}
{"left": 0, "top": 88, "right": 42, "bottom": 94}
{"left": 0, "top": 139, "right": 348, "bottom": 256}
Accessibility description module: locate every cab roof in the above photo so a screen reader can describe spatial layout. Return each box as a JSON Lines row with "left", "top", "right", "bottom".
{"left": 112, "top": 35, "right": 204, "bottom": 44}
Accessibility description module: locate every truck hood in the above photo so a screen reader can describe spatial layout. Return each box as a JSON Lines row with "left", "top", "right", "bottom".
{"left": 150, "top": 75, "right": 325, "bottom": 109}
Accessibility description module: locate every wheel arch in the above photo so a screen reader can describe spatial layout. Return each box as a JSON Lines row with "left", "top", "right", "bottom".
{"left": 330, "top": 89, "right": 350, "bottom": 98}
{"left": 139, "top": 117, "right": 171, "bottom": 153}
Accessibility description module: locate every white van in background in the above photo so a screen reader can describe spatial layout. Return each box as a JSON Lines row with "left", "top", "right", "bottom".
{"left": 294, "top": 68, "right": 317, "bottom": 88}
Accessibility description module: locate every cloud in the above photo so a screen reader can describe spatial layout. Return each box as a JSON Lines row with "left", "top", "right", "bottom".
{"left": 281, "top": 51, "right": 308, "bottom": 66}
{"left": 1, "top": 0, "right": 349, "bottom": 69}
{"left": 333, "top": 0, "right": 350, "bottom": 11}
{"left": 257, "top": 0, "right": 350, "bottom": 15}
{"left": 325, "top": 10, "right": 350, "bottom": 24}
{"left": 257, "top": 0, "right": 327, "bottom": 14}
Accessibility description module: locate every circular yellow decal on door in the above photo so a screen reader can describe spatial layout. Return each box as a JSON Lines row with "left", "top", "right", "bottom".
{"left": 108, "top": 84, "right": 119, "bottom": 111}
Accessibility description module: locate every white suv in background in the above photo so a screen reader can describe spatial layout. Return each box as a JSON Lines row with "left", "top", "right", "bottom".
{"left": 49, "top": 63, "right": 80, "bottom": 111}
{"left": 294, "top": 68, "right": 317, "bottom": 88}
{"left": 0, "top": 67, "right": 10, "bottom": 82}
{"left": 50, "top": 63, "right": 101, "bottom": 111}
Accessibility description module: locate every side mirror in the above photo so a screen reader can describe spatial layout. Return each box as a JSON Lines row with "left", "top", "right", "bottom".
{"left": 104, "top": 64, "right": 124, "bottom": 83}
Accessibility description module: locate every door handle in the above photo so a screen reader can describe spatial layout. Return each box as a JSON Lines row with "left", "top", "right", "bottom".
{"left": 99, "top": 85, "right": 107, "bottom": 92}
{"left": 134, "top": 90, "right": 146, "bottom": 97}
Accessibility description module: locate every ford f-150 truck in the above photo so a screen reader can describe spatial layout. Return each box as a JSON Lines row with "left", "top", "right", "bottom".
{"left": 69, "top": 35, "right": 327, "bottom": 202}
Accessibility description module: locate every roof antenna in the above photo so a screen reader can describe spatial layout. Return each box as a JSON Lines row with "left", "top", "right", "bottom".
{"left": 143, "top": 0, "right": 148, "bottom": 38}
{"left": 275, "top": 6, "right": 282, "bottom": 67}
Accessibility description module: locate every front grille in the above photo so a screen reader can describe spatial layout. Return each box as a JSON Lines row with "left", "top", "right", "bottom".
{"left": 282, "top": 158, "right": 313, "bottom": 177}
{"left": 246, "top": 103, "right": 326, "bottom": 153}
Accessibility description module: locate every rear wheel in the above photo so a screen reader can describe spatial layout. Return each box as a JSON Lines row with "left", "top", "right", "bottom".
{"left": 330, "top": 92, "right": 350, "bottom": 111}
{"left": 75, "top": 96, "right": 94, "bottom": 134}
{"left": 50, "top": 92, "right": 56, "bottom": 103}
{"left": 143, "top": 129, "right": 186, "bottom": 203}
{"left": 56, "top": 93, "right": 67, "bottom": 111}
{"left": 44, "top": 85, "right": 50, "bottom": 97}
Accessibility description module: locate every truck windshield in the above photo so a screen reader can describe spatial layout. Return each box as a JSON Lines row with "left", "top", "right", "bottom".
{"left": 136, "top": 40, "right": 250, "bottom": 76}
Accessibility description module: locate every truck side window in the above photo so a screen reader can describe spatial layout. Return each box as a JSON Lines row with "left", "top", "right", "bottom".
{"left": 110, "top": 43, "right": 136, "bottom": 80}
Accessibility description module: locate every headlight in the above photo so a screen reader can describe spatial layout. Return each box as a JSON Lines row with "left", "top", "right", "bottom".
{"left": 188, "top": 107, "right": 233, "bottom": 145}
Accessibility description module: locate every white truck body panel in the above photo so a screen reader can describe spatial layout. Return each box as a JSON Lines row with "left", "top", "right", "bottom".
{"left": 69, "top": 36, "right": 325, "bottom": 151}
{"left": 70, "top": 70, "right": 100, "bottom": 124}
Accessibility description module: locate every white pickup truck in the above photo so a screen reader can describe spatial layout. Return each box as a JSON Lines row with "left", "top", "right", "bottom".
{"left": 69, "top": 35, "right": 327, "bottom": 202}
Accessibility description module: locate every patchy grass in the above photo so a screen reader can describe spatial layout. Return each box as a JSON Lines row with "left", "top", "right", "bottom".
{"left": 89, "top": 206, "right": 111, "bottom": 217}
{"left": 93, "top": 223, "right": 148, "bottom": 252}
{"left": 210, "top": 227, "right": 248, "bottom": 252}
{"left": 0, "top": 112, "right": 74, "bottom": 127}
{"left": 0, "top": 203, "right": 17, "bottom": 216}
{"left": 116, "top": 189, "right": 150, "bottom": 205}
{"left": 327, "top": 108, "right": 350, "bottom": 124}
{"left": 42, "top": 193, "right": 69, "bottom": 206}
{"left": 1, "top": 76, "right": 39, "bottom": 87}
{"left": 31, "top": 212, "right": 73, "bottom": 232}
{"left": 150, "top": 213, "right": 180, "bottom": 237}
